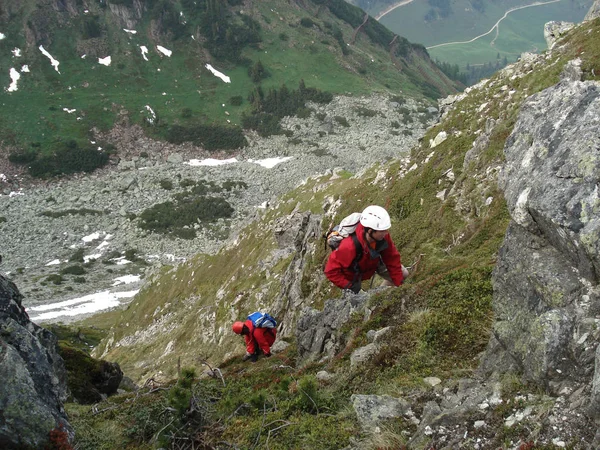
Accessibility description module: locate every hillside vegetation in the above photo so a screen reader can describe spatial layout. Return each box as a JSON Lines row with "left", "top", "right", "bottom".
{"left": 0, "top": 0, "right": 456, "bottom": 179}
{"left": 64, "top": 14, "right": 600, "bottom": 450}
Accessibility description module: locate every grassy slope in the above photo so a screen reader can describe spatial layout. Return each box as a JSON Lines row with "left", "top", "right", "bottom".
{"left": 380, "top": 0, "right": 593, "bottom": 67}
{"left": 69, "top": 18, "right": 600, "bottom": 449}
{"left": 0, "top": 0, "right": 454, "bottom": 157}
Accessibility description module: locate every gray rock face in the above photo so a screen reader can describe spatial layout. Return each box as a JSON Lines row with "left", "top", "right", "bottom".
{"left": 351, "top": 394, "right": 411, "bottom": 430}
{"left": 0, "top": 274, "right": 72, "bottom": 448}
{"left": 543, "top": 21, "right": 575, "bottom": 49}
{"left": 296, "top": 291, "right": 369, "bottom": 362}
{"left": 481, "top": 80, "right": 600, "bottom": 407}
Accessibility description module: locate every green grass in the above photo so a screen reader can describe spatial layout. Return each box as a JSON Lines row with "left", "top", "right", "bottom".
{"left": 0, "top": 0, "right": 455, "bottom": 157}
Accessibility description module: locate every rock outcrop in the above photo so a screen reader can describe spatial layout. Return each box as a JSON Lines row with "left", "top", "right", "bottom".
{"left": 481, "top": 76, "right": 600, "bottom": 409}
{"left": 0, "top": 274, "right": 72, "bottom": 448}
{"left": 543, "top": 21, "right": 575, "bottom": 49}
{"left": 585, "top": 0, "right": 600, "bottom": 21}
{"left": 296, "top": 290, "right": 369, "bottom": 363}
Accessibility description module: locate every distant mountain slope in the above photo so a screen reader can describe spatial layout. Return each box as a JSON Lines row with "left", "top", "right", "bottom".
{"left": 0, "top": 0, "right": 457, "bottom": 180}
{"left": 377, "top": 0, "right": 593, "bottom": 70}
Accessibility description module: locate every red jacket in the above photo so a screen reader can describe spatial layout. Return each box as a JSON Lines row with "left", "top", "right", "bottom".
{"left": 243, "top": 319, "right": 277, "bottom": 355}
{"left": 324, "top": 223, "right": 404, "bottom": 289}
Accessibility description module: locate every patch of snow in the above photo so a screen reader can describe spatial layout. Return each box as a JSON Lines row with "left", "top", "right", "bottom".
{"left": 157, "top": 45, "right": 172, "bottom": 57}
{"left": 45, "top": 259, "right": 61, "bottom": 266}
{"left": 0, "top": 32, "right": 5, "bottom": 40}
{"left": 185, "top": 158, "right": 238, "bottom": 166}
{"left": 84, "top": 253, "right": 102, "bottom": 263}
{"left": 9, "top": 191, "right": 25, "bottom": 197}
{"left": 98, "top": 56, "right": 111, "bottom": 66}
{"left": 205, "top": 64, "right": 231, "bottom": 83}
{"left": 0, "top": 173, "right": 7, "bottom": 182}
{"left": 140, "top": 45, "right": 149, "bottom": 61}
{"left": 144, "top": 105, "right": 157, "bottom": 124}
{"left": 63, "top": 108, "right": 76, "bottom": 114}
{"left": 112, "top": 275, "right": 141, "bottom": 286}
{"left": 12, "top": 48, "right": 21, "bottom": 57}
{"left": 27, "top": 289, "right": 139, "bottom": 322}
{"left": 21, "top": 65, "right": 30, "bottom": 73}
{"left": 124, "top": 29, "right": 137, "bottom": 34}
{"left": 248, "top": 157, "right": 293, "bottom": 168}
{"left": 39, "top": 45, "right": 60, "bottom": 73}
{"left": 82, "top": 232, "right": 101, "bottom": 243}
{"left": 6, "top": 68, "right": 20, "bottom": 92}
{"left": 113, "top": 257, "right": 132, "bottom": 265}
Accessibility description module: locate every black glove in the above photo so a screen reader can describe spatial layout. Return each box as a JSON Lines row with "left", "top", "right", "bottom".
{"left": 249, "top": 354, "right": 258, "bottom": 362}
{"left": 264, "top": 352, "right": 271, "bottom": 358}
{"left": 345, "top": 279, "right": 361, "bottom": 294}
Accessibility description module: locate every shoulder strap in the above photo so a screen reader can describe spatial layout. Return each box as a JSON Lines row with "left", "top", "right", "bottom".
{"left": 350, "top": 233, "right": 363, "bottom": 274}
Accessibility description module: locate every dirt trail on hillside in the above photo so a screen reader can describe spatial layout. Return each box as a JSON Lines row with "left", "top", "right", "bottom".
{"left": 375, "top": 0, "right": 417, "bottom": 20}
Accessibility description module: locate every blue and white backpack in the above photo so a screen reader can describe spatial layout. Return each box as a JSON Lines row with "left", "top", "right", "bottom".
{"left": 248, "top": 311, "right": 277, "bottom": 329}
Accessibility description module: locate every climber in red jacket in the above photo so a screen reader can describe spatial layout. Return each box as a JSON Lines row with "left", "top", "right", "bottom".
{"left": 232, "top": 319, "right": 277, "bottom": 362}
{"left": 325, "top": 205, "right": 407, "bottom": 293}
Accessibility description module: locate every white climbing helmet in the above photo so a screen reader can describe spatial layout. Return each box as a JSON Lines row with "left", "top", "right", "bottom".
{"left": 360, "top": 205, "right": 391, "bottom": 231}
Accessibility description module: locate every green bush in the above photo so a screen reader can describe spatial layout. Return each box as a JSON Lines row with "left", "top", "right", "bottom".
{"left": 41, "top": 209, "right": 103, "bottom": 218}
{"left": 139, "top": 196, "right": 234, "bottom": 238}
{"left": 61, "top": 265, "right": 86, "bottom": 276}
{"left": 8, "top": 150, "right": 38, "bottom": 164}
{"left": 27, "top": 141, "right": 109, "bottom": 178}
{"left": 355, "top": 107, "right": 378, "bottom": 117}
{"left": 229, "top": 95, "right": 243, "bottom": 106}
{"left": 334, "top": 116, "right": 350, "bottom": 127}
{"left": 45, "top": 274, "right": 64, "bottom": 285}
{"left": 0, "top": 217, "right": 6, "bottom": 224}
{"left": 243, "top": 81, "right": 332, "bottom": 137}
{"left": 166, "top": 124, "right": 247, "bottom": 151}
{"left": 300, "top": 17, "right": 316, "bottom": 28}
{"left": 159, "top": 179, "right": 174, "bottom": 190}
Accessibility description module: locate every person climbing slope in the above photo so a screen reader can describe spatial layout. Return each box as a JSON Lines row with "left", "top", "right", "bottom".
{"left": 232, "top": 312, "right": 277, "bottom": 362}
{"left": 324, "top": 205, "right": 407, "bottom": 293}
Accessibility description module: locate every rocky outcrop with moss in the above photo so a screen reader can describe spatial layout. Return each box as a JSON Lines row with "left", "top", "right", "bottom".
{"left": 0, "top": 273, "right": 72, "bottom": 448}
{"left": 481, "top": 75, "right": 600, "bottom": 406}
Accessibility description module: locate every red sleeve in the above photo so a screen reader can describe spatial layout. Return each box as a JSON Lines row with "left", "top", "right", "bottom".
{"left": 381, "top": 236, "right": 404, "bottom": 286}
{"left": 324, "top": 238, "right": 358, "bottom": 289}
{"left": 244, "top": 320, "right": 256, "bottom": 354}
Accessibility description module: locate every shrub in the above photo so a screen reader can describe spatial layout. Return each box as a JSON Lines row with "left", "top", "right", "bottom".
{"left": 8, "top": 150, "right": 38, "bottom": 164}
{"left": 334, "top": 116, "right": 350, "bottom": 127}
{"left": 138, "top": 196, "right": 234, "bottom": 237}
{"left": 248, "top": 60, "right": 269, "bottom": 83}
{"left": 0, "top": 217, "right": 6, "bottom": 224}
{"left": 69, "top": 248, "right": 84, "bottom": 262}
{"left": 45, "top": 274, "right": 64, "bottom": 285}
{"left": 166, "top": 124, "right": 247, "bottom": 151}
{"left": 73, "top": 277, "right": 86, "bottom": 283}
{"left": 27, "top": 141, "right": 109, "bottom": 178}
{"left": 229, "top": 95, "right": 243, "bottom": 106}
{"left": 181, "top": 108, "right": 193, "bottom": 119}
{"left": 279, "top": 32, "right": 289, "bottom": 41}
{"left": 355, "top": 106, "right": 378, "bottom": 117}
{"left": 159, "top": 179, "right": 174, "bottom": 190}
{"left": 300, "top": 17, "right": 316, "bottom": 28}
{"left": 41, "top": 209, "right": 103, "bottom": 218}
{"left": 61, "top": 265, "right": 86, "bottom": 276}
{"left": 391, "top": 120, "right": 400, "bottom": 128}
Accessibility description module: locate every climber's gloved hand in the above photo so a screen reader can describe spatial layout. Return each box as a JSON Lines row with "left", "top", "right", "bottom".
{"left": 242, "top": 352, "right": 253, "bottom": 361}
{"left": 264, "top": 352, "right": 272, "bottom": 358}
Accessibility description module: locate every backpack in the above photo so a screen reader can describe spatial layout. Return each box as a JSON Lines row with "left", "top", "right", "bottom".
{"left": 326, "top": 212, "right": 362, "bottom": 250}
{"left": 248, "top": 311, "right": 277, "bottom": 329}
{"left": 325, "top": 212, "right": 364, "bottom": 275}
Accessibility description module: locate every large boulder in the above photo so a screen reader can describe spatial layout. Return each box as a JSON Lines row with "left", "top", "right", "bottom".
{"left": 480, "top": 77, "right": 600, "bottom": 409}
{"left": 0, "top": 274, "right": 72, "bottom": 448}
